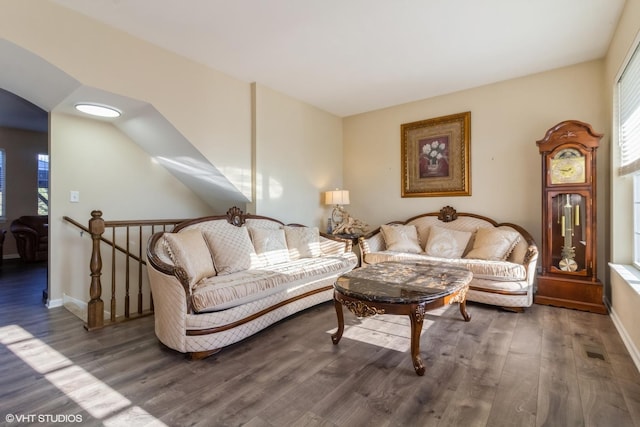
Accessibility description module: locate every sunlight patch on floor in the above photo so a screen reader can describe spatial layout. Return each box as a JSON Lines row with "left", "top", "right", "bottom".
{"left": 326, "top": 305, "right": 449, "bottom": 352}
{"left": 0, "top": 324, "right": 166, "bottom": 426}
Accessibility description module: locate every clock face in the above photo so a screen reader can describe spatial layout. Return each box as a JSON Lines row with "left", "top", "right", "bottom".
{"left": 550, "top": 148, "right": 586, "bottom": 184}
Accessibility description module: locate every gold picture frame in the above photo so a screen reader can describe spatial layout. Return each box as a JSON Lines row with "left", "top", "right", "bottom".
{"left": 401, "top": 111, "right": 471, "bottom": 197}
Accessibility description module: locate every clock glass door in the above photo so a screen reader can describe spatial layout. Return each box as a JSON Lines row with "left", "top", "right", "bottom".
{"left": 550, "top": 193, "right": 586, "bottom": 274}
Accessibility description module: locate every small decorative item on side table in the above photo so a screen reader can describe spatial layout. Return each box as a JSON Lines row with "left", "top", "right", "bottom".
{"left": 323, "top": 188, "right": 368, "bottom": 235}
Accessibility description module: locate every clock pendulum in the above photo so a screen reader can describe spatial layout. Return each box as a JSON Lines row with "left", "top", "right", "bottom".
{"left": 558, "top": 194, "right": 578, "bottom": 271}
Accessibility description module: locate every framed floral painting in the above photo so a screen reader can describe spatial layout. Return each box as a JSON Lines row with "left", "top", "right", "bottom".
{"left": 401, "top": 111, "right": 471, "bottom": 197}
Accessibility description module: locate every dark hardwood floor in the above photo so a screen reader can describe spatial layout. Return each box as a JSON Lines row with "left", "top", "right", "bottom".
{"left": 1, "top": 260, "right": 639, "bottom": 426}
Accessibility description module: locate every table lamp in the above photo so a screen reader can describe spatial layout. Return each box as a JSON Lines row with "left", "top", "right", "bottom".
{"left": 325, "top": 189, "right": 350, "bottom": 232}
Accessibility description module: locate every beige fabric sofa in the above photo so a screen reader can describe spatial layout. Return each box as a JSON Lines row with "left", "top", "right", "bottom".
{"left": 359, "top": 206, "right": 538, "bottom": 311}
{"left": 146, "top": 207, "right": 358, "bottom": 359}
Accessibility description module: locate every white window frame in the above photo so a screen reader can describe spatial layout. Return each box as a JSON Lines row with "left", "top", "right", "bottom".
{"left": 618, "top": 41, "right": 640, "bottom": 268}
{"left": 619, "top": 43, "right": 640, "bottom": 176}
{"left": 37, "top": 153, "right": 49, "bottom": 215}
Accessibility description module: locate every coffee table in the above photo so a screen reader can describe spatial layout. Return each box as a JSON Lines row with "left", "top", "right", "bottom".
{"left": 331, "top": 261, "right": 472, "bottom": 376}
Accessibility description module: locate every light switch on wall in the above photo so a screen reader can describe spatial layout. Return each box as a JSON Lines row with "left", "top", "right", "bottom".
{"left": 70, "top": 191, "right": 80, "bottom": 203}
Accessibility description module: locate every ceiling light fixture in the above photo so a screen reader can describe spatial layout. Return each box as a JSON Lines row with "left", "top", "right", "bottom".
{"left": 74, "top": 103, "right": 121, "bottom": 118}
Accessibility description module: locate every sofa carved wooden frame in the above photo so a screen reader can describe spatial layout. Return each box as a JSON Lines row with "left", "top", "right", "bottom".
{"left": 146, "top": 207, "right": 354, "bottom": 359}
{"left": 358, "top": 206, "right": 539, "bottom": 312}
{"left": 147, "top": 207, "right": 353, "bottom": 315}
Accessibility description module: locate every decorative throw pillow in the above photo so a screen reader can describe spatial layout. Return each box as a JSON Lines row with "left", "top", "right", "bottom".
{"left": 423, "top": 226, "right": 472, "bottom": 259}
{"left": 284, "top": 226, "right": 321, "bottom": 259}
{"left": 464, "top": 227, "right": 521, "bottom": 261}
{"left": 203, "top": 224, "right": 257, "bottom": 274}
{"left": 163, "top": 229, "right": 216, "bottom": 288}
{"left": 380, "top": 224, "right": 422, "bottom": 253}
{"left": 249, "top": 227, "right": 291, "bottom": 265}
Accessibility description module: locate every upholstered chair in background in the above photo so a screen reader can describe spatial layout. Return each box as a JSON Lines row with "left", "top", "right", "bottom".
{"left": 10, "top": 215, "right": 48, "bottom": 262}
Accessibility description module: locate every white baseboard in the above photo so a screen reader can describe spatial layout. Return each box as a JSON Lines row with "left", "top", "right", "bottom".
{"left": 61, "top": 294, "right": 111, "bottom": 322}
{"left": 47, "top": 298, "right": 63, "bottom": 308}
{"left": 62, "top": 294, "right": 88, "bottom": 322}
{"left": 606, "top": 298, "right": 640, "bottom": 373}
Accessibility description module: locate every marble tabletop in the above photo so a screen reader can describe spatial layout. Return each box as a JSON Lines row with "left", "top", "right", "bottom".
{"left": 335, "top": 260, "right": 472, "bottom": 304}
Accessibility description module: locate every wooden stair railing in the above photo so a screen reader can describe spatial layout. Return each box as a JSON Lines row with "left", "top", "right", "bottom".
{"left": 64, "top": 211, "right": 187, "bottom": 331}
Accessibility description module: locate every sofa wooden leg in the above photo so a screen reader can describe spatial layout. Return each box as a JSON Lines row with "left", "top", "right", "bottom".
{"left": 501, "top": 306, "right": 524, "bottom": 313}
{"left": 188, "top": 348, "right": 222, "bottom": 360}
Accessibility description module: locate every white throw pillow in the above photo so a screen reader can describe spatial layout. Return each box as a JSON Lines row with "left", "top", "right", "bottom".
{"left": 163, "top": 229, "right": 216, "bottom": 288}
{"left": 423, "top": 226, "right": 472, "bottom": 259}
{"left": 465, "top": 227, "right": 521, "bottom": 261}
{"left": 249, "top": 227, "right": 291, "bottom": 265}
{"left": 380, "top": 224, "right": 422, "bottom": 253}
{"left": 203, "top": 224, "right": 257, "bottom": 274}
{"left": 284, "top": 226, "right": 321, "bottom": 259}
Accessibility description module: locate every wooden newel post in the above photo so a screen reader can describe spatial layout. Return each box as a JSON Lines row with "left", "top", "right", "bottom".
{"left": 86, "top": 210, "right": 105, "bottom": 330}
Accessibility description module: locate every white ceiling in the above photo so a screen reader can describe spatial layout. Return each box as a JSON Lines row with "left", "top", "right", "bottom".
{"left": 51, "top": 0, "right": 626, "bottom": 117}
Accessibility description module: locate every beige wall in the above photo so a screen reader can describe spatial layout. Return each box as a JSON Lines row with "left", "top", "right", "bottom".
{"left": 0, "top": 126, "right": 48, "bottom": 257}
{"left": 253, "top": 84, "right": 343, "bottom": 227}
{"left": 343, "top": 60, "right": 607, "bottom": 262}
{"left": 0, "top": 1, "right": 252, "bottom": 198}
{"left": 604, "top": 0, "right": 640, "bottom": 366}
{"left": 49, "top": 114, "right": 211, "bottom": 301}
{"left": 0, "top": 0, "right": 252, "bottom": 305}
{"left": 50, "top": 113, "right": 214, "bottom": 302}
{"left": 0, "top": 2, "right": 346, "bottom": 304}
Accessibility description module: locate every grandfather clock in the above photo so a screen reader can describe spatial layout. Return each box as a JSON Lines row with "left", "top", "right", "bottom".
{"left": 535, "top": 120, "right": 607, "bottom": 314}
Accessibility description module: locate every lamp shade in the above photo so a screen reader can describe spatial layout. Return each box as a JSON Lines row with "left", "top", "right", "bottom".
{"left": 325, "top": 189, "right": 350, "bottom": 205}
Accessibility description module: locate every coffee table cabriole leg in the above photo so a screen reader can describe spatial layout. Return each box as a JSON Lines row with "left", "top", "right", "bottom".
{"left": 331, "top": 294, "right": 344, "bottom": 344}
{"left": 459, "top": 300, "right": 471, "bottom": 322}
{"left": 452, "top": 287, "right": 471, "bottom": 322}
{"left": 409, "top": 304, "right": 426, "bottom": 376}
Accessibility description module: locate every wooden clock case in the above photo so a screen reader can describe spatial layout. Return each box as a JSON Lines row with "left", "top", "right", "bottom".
{"left": 535, "top": 120, "right": 606, "bottom": 314}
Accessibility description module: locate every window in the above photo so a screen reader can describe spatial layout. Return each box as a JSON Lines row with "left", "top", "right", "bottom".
{"left": 619, "top": 44, "right": 640, "bottom": 176}
{"left": 0, "top": 149, "right": 4, "bottom": 218}
{"left": 619, "top": 42, "right": 640, "bottom": 267}
{"left": 37, "top": 154, "right": 49, "bottom": 215}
